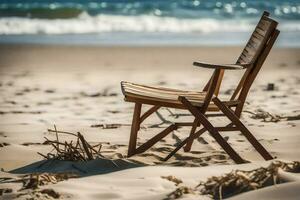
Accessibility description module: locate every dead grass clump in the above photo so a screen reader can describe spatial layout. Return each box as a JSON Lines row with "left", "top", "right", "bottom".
{"left": 198, "top": 161, "right": 300, "bottom": 199}
{"left": 164, "top": 161, "right": 300, "bottom": 200}
{"left": 39, "top": 126, "right": 103, "bottom": 161}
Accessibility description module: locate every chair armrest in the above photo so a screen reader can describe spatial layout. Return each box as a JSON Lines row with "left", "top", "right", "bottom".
{"left": 193, "top": 61, "right": 251, "bottom": 70}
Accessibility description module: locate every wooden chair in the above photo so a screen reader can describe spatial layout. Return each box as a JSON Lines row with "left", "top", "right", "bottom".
{"left": 121, "top": 11, "right": 280, "bottom": 164}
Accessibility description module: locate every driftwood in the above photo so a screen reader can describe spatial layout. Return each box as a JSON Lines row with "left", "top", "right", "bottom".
{"left": 39, "top": 126, "right": 103, "bottom": 161}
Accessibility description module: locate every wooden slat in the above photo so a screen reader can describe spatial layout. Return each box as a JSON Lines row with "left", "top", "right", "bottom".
{"left": 124, "top": 82, "right": 187, "bottom": 92}
{"left": 255, "top": 27, "right": 268, "bottom": 36}
{"left": 122, "top": 82, "right": 205, "bottom": 95}
{"left": 252, "top": 31, "right": 264, "bottom": 40}
{"left": 125, "top": 89, "right": 207, "bottom": 102}
{"left": 249, "top": 36, "right": 262, "bottom": 46}
{"left": 123, "top": 85, "right": 204, "bottom": 97}
{"left": 257, "top": 20, "right": 270, "bottom": 31}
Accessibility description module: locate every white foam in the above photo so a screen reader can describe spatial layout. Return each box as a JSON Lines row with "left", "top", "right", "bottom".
{"left": 0, "top": 14, "right": 299, "bottom": 35}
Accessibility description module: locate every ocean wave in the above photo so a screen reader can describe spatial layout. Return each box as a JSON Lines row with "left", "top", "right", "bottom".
{"left": 1, "top": 0, "right": 300, "bottom": 20}
{"left": 0, "top": 13, "right": 300, "bottom": 35}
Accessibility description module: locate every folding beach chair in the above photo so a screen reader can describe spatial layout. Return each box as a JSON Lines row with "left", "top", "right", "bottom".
{"left": 121, "top": 11, "right": 280, "bottom": 163}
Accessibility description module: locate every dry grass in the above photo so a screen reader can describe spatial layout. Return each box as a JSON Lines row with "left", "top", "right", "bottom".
{"left": 38, "top": 125, "right": 103, "bottom": 161}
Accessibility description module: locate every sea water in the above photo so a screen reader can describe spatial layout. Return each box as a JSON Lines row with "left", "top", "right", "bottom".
{"left": 0, "top": 0, "right": 299, "bottom": 46}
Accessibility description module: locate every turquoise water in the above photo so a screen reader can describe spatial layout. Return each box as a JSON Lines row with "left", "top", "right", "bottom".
{"left": 0, "top": 0, "right": 299, "bottom": 46}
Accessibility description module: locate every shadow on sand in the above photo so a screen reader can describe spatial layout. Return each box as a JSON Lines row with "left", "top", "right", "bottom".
{"left": 10, "top": 158, "right": 144, "bottom": 177}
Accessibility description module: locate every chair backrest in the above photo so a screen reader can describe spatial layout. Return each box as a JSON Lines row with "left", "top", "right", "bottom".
{"left": 236, "top": 11, "right": 275, "bottom": 65}
{"left": 203, "top": 11, "right": 279, "bottom": 116}
{"left": 231, "top": 11, "right": 279, "bottom": 116}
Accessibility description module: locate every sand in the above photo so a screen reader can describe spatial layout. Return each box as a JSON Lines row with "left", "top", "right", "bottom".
{"left": 0, "top": 44, "right": 299, "bottom": 199}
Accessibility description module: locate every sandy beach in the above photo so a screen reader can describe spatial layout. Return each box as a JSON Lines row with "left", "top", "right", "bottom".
{"left": 0, "top": 44, "right": 300, "bottom": 199}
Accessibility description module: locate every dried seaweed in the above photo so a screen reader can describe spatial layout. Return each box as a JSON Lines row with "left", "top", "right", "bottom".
{"left": 244, "top": 109, "right": 300, "bottom": 122}
{"left": 21, "top": 173, "right": 78, "bottom": 190}
{"left": 164, "top": 186, "right": 195, "bottom": 200}
{"left": 40, "top": 189, "right": 60, "bottom": 198}
{"left": 0, "top": 188, "right": 12, "bottom": 195}
{"left": 244, "top": 109, "right": 281, "bottom": 122}
{"left": 39, "top": 126, "right": 103, "bottom": 161}
{"left": 198, "top": 161, "right": 300, "bottom": 199}
{"left": 161, "top": 175, "right": 183, "bottom": 186}
{"left": 164, "top": 161, "right": 300, "bottom": 200}
{"left": 0, "top": 172, "right": 78, "bottom": 190}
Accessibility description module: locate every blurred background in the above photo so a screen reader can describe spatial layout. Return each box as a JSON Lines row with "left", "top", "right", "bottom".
{"left": 0, "top": 0, "right": 299, "bottom": 47}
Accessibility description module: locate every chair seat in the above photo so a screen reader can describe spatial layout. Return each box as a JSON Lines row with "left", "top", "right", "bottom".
{"left": 121, "top": 81, "right": 239, "bottom": 111}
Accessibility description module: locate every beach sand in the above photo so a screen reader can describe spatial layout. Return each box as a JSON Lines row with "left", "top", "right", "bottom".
{"left": 0, "top": 44, "right": 300, "bottom": 199}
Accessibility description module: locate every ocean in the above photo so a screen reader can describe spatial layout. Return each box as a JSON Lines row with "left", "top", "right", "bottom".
{"left": 0, "top": 0, "right": 299, "bottom": 46}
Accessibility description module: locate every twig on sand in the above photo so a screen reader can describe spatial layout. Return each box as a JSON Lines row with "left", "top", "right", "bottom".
{"left": 39, "top": 126, "right": 104, "bottom": 161}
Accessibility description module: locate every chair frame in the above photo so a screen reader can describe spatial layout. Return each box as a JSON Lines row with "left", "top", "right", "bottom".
{"left": 122, "top": 11, "right": 280, "bottom": 163}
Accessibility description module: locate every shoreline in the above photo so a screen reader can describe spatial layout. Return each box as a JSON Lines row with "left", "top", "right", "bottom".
{"left": 0, "top": 44, "right": 299, "bottom": 72}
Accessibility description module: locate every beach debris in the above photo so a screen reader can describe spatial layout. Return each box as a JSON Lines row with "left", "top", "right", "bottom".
{"left": 244, "top": 109, "right": 281, "bottom": 122}
{"left": 39, "top": 126, "right": 104, "bottom": 161}
{"left": 0, "top": 172, "right": 78, "bottom": 192}
{"left": 21, "top": 173, "right": 78, "bottom": 190}
{"left": 40, "top": 189, "right": 60, "bottom": 198}
{"left": 164, "top": 161, "right": 300, "bottom": 200}
{"left": 0, "top": 142, "right": 10, "bottom": 147}
{"left": 197, "top": 161, "right": 300, "bottom": 199}
{"left": 91, "top": 123, "right": 121, "bottom": 129}
{"left": 161, "top": 175, "right": 183, "bottom": 186}
{"left": 0, "top": 110, "right": 44, "bottom": 115}
{"left": 44, "top": 89, "right": 55, "bottom": 93}
{"left": 266, "top": 83, "right": 275, "bottom": 91}
{"left": 0, "top": 188, "right": 13, "bottom": 195}
{"left": 164, "top": 186, "right": 195, "bottom": 200}
{"left": 286, "top": 114, "right": 300, "bottom": 121}
{"left": 15, "top": 189, "right": 60, "bottom": 199}
{"left": 244, "top": 109, "right": 300, "bottom": 122}
{"left": 80, "top": 88, "right": 117, "bottom": 97}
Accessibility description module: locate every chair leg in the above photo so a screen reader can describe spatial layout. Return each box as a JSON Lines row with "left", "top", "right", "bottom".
{"left": 183, "top": 119, "right": 199, "bottom": 152}
{"left": 128, "top": 103, "right": 142, "bottom": 157}
{"left": 179, "top": 96, "right": 246, "bottom": 164}
{"left": 212, "top": 97, "right": 273, "bottom": 160}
